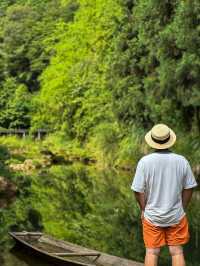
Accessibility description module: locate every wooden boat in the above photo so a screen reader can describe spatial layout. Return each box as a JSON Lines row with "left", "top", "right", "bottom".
{"left": 9, "top": 232, "right": 143, "bottom": 266}
{"left": 9, "top": 232, "right": 101, "bottom": 266}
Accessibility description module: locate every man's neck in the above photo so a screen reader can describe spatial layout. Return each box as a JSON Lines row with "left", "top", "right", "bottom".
{"left": 154, "top": 149, "right": 171, "bottom": 153}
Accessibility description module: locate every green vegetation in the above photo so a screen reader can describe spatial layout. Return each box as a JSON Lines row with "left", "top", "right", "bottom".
{"left": 0, "top": 0, "right": 199, "bottom": 265}
{"left": 0, "top": 0, "right": 199, "bottom": 169}
{"left": 0, "top": 0, "right": 199, "bottom": 166}
{"left": 0, "top": 0, "right": 78, "bottom": 128}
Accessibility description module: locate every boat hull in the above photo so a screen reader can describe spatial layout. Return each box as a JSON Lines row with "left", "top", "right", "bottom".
{"left": 9, "top": 232, "right": 95, "bottom": 266}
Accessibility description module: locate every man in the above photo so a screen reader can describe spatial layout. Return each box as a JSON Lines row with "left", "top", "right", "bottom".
{"left": 131, "top": 124, "right": 198, "bottom": 266}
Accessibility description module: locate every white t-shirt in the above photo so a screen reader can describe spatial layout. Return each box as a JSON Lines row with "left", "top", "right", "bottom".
{"left": 131, "top": 150, "right": 198, "bottom": 227}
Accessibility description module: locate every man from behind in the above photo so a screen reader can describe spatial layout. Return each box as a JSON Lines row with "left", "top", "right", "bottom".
{"left": 131, "top": 124, "right": 198, "bottom": 266}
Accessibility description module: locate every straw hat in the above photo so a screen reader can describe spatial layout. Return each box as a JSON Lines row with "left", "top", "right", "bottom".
{"left": 145, "top": 124, "right": 176, "bottom": 149}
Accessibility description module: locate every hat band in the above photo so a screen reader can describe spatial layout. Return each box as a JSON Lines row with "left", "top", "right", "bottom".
{"left": 151, "top": 134, "right": 170, "bottom": 144}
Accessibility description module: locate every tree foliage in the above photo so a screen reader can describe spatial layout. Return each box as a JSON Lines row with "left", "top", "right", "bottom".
{"left": 32, "top": 0, "right": 200, "bottom": 137}
{"left": 0, "top": 0, "right": 78, "bottom": 128}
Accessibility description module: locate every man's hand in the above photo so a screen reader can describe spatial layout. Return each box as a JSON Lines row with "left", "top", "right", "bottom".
{"left": 182, "top": 188, "right": 194, "bottom": 210}
{"left": 134, "top": 192, "right": 146, "bottom": 217}
{"left": 141, "top": 210, "right": 144, "bottom": 220}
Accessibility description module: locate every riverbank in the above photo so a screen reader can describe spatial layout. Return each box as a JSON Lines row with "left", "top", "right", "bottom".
{"left": 0, "top": 134, "right": 199, "bottom": 177}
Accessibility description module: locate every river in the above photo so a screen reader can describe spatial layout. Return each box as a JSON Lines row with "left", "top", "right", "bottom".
{"left": 0, "top": 163, "right": 199, "bottom": 266}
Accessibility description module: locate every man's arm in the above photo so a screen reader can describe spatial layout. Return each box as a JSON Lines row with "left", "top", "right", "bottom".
{"left": 182, "top": 159, "right": 198, "bottom": 209}
{"left": 134, "top": 192, "right": 146, "bottom": 219}
{"left": 182, "top": 188, "right": 194, "bottom": 210}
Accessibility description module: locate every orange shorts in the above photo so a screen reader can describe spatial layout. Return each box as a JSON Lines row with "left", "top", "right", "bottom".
{"left": 142, "top": 215, "right": 190, "bottom": 248}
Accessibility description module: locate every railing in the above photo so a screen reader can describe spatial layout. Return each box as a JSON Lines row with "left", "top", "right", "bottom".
{"left": 0, "top": 129, "right": 52, "bottom": 139}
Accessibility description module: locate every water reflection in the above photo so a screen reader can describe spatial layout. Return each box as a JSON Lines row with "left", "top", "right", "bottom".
{"left": 0, "top": 163, "right": 199, "bottom": 266}
{"left": 0, "top": 163, "right": 140, "bottom": 265}
{"left": 1, "top": 247, "right": 51, "bottom": 266}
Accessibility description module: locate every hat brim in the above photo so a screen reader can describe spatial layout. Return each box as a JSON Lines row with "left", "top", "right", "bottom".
{"left": 145, "top": 129, "right": 176, "bottom": 149}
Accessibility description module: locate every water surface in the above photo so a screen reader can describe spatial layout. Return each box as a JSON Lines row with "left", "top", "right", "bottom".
{"left": 0, "top": 163, "right": 199, "bottom": 266}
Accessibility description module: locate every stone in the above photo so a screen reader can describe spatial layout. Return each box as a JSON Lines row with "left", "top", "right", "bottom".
{"left": 0, "top": 176, "right": 17, "bottom": 196}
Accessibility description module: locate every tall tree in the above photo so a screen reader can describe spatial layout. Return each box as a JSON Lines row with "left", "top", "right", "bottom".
{"left": 33, "top": 0, "right": 124, "bottom": 138}
{"left": 111, "top": 0, "right": 200, "bottom": 132}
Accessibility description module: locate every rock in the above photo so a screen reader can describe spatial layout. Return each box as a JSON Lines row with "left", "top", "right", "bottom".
{"left": 40, "top": 156, "right": 52, "bottom": 168}
{"left": 0, "top": 176, "right": 8, "bottom": 190}
{"left": 10, "top": 148, "right": 26, "bottom": 155}
{"left": 9, "top": 159, "right": 36, "bottom": 172}
{"left": 0, "top": 176, "right": 17, "bottom": 196}
{"left": 40, "top": 149, "right": 54, "bottom": 156}
{"left": 24, "top": 159, "right": 36, "bottom": 170}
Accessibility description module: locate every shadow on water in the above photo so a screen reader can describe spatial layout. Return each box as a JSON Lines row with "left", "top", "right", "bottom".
{"left": 0, "top": 246, "right": 52, "bottom": 266}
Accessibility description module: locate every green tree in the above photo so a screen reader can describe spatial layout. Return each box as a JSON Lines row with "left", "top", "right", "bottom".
{"left": 0, "top": 78, "right": 31, "bottom": 128}
{"left": 111, "top": 0, "right": 200, "bottom": 133}
{"left": 33, "top": 0, "right": 124, "bottom": 138}
{"left": 0, "top": 0, "right": 79, "bottom": 128}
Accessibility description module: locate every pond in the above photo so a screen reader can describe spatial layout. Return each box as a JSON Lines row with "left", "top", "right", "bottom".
{"left": 0, "top": 163, "right": 199, "bottom": 266}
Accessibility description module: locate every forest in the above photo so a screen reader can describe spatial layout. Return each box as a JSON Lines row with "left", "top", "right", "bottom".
{"left": 0, "top": 0, "right": 199, "bottom": 163}
{"left": 0, "top": 0, "right": 199, "bottom": 265}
